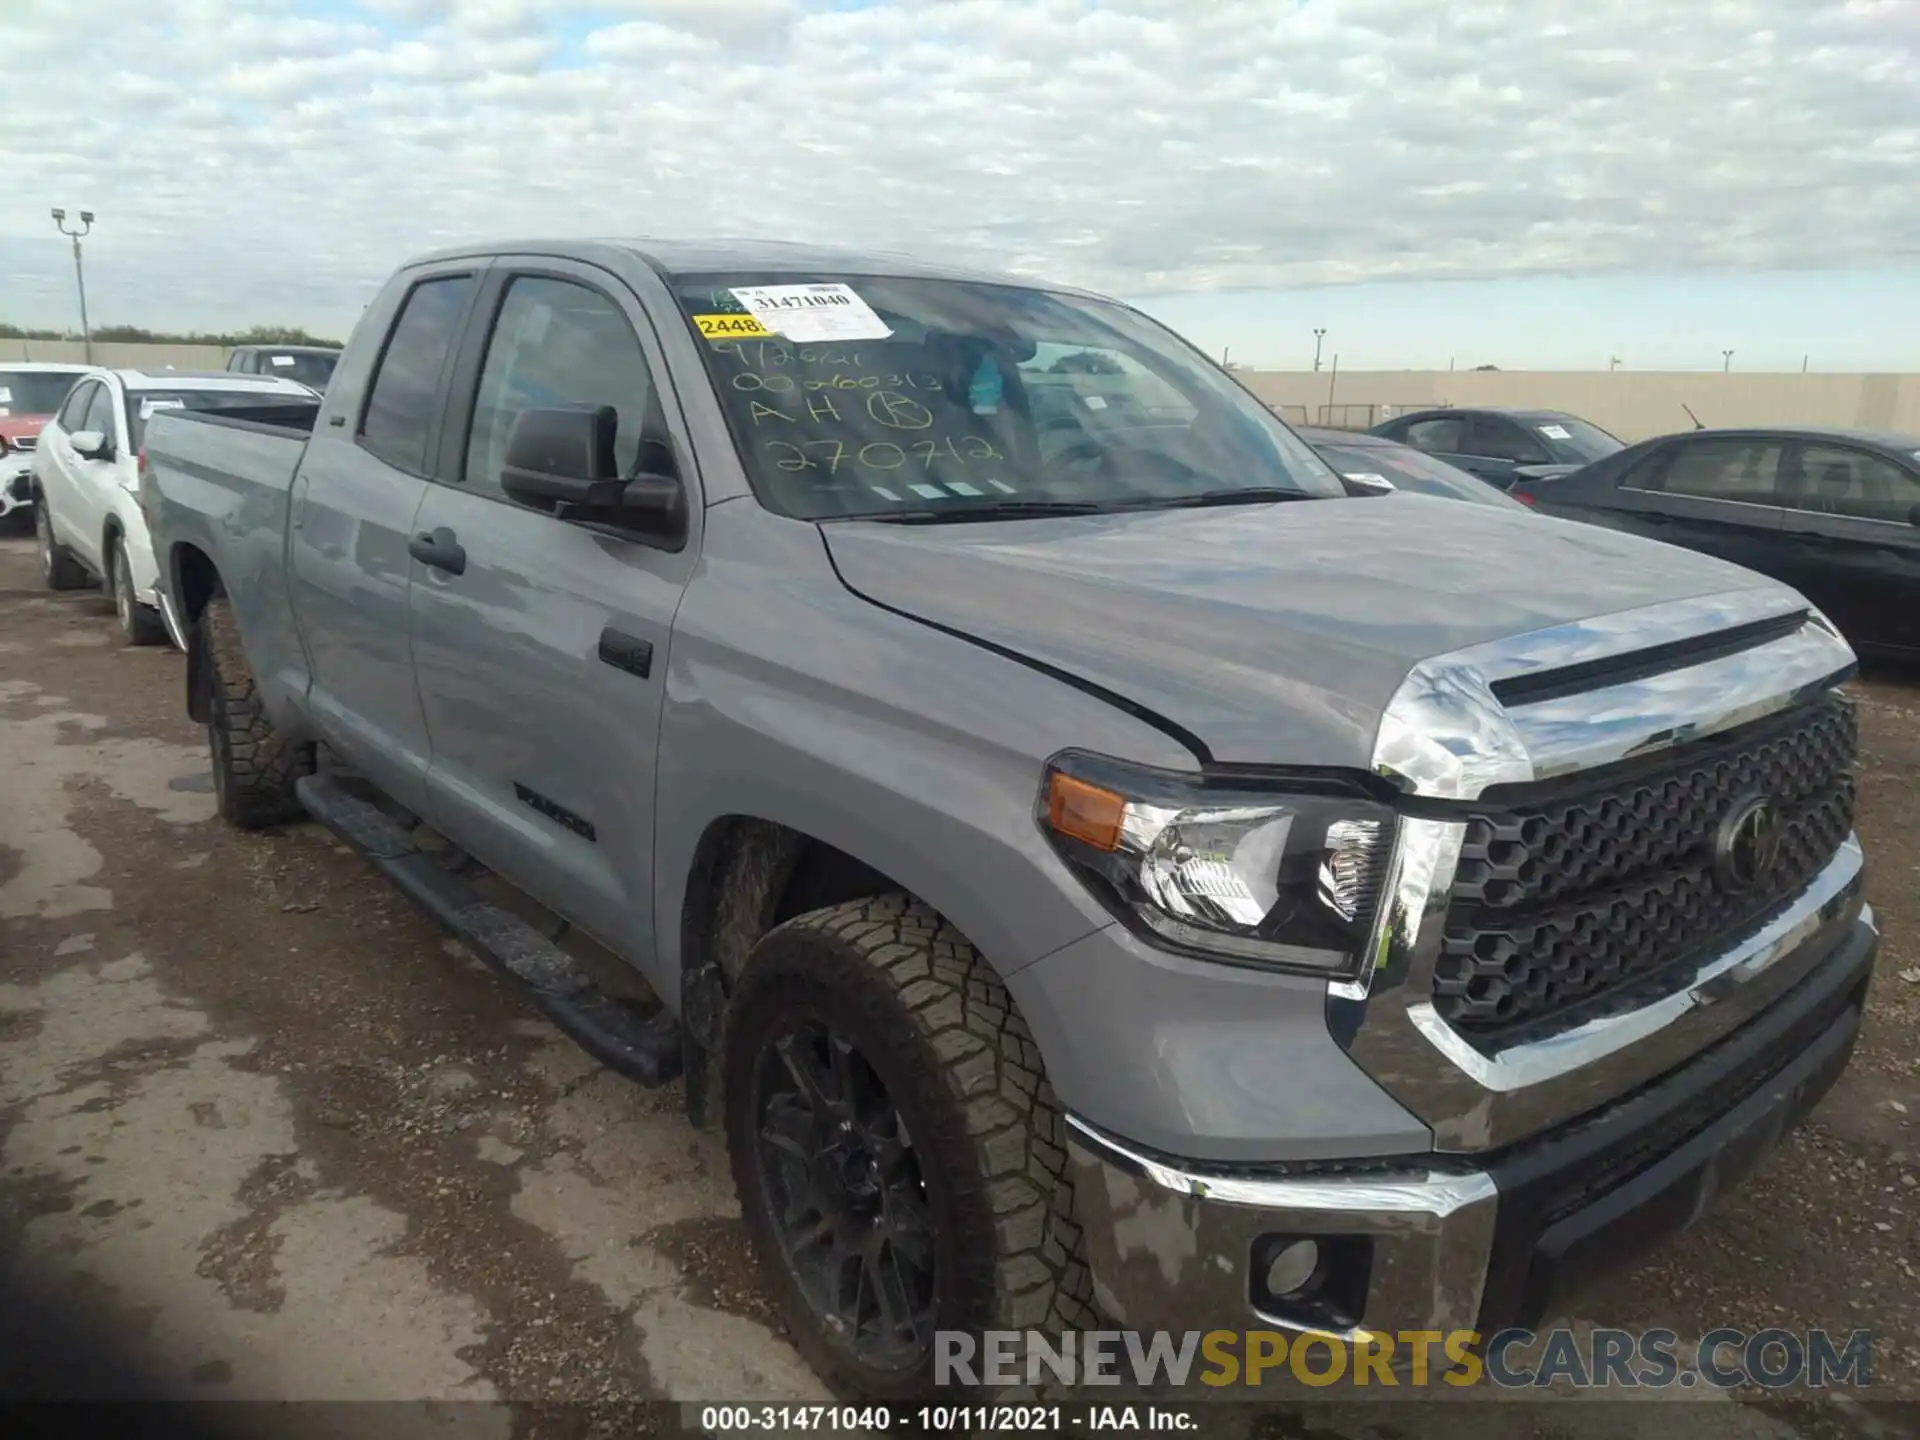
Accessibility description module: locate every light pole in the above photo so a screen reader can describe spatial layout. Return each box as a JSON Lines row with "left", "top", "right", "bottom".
{"left": 1721, "top": 349, "right": 1733, "bottom": 373}
{"left": 51, "top": 208, "right": 96, "bottom": 363}
{"left": 1312, "top": 328, "right": 1327, "bottom": 372}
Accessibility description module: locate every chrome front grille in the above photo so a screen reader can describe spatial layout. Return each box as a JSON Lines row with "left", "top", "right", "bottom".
{"left": 1434, "top": 694, "right": 1857, "bottom": 1039}
{"left": 12, "top": 435, "right": 36, "bottom": 452}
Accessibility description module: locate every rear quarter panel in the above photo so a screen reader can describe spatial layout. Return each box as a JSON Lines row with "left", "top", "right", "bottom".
{"left": 146, "top": 414, "right": 314, "bottom": 728}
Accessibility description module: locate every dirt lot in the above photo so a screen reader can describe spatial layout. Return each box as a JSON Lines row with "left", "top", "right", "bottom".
{"left": 0, "top": 531, "right": 1915, "bottom": 1437}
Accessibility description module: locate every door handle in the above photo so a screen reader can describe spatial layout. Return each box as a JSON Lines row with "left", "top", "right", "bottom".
{"left": 408, "top": 527, "right": 467, "bottom": 576}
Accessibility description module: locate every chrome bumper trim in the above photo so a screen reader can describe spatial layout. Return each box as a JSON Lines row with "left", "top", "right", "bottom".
{"left": 1065, "top": 1115, "right": 1498, "bottom": 1339}
{"left": 1372, "top": 587, "right": 1855, "bottom": 802}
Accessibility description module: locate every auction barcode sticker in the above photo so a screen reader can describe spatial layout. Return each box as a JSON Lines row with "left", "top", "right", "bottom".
{"left": 728, "top": 283, "right": 893, "bottom": 343}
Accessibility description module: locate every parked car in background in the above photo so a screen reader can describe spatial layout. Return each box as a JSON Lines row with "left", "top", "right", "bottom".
{"left": 1298, "top": 425, "right": 1527, "bottom": 509}
{"left": 0, "top": 362, "right": 92, "bottom": 528}
{"left": 1372, "top": 406, "right": 1624, "bottom": 489}
{"left": 32, "top": 369, "right": 318, "bottom": 645}
{"left": 1514, "top": 426, "right": 1920, "bottom": 660}
{"left": 225, "top": 343, "right": 341, "bottom": 392}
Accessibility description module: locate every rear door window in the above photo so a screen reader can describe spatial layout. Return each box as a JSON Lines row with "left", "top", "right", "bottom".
{"left": 360, "top": 275, "right": 477, "bottom": 474}
{"left": 1789, "top": 445, "right": 1920, "bottom": 524}
{"left": 1468, "top": 417, "right": 1551, "bottom": 464}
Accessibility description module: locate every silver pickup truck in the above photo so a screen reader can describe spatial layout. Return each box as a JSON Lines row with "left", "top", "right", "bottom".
{"left": 143, "top": 239, "right": 1875, "bottom": 1399}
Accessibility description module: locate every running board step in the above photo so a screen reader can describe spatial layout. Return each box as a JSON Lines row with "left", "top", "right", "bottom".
{"left": 294, "top": 772, "right": 683, "bottom": 1087}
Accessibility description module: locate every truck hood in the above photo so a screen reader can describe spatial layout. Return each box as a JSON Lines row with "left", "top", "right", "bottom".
{"left": 0, "top": 415, "right": 48, "bottom": 442}
{"left": 821, "top": 495, "right": 1780, "bottom": 768}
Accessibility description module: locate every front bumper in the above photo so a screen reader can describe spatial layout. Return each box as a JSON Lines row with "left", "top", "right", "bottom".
{"left": 1067, "top": 903, "right": 1875, "bottom": 1338}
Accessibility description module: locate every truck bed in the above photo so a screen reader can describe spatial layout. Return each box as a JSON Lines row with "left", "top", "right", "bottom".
{"left": 143, "top": 400, "right": 324, "bottom": 691}
{"left": 144, "top": 402, "right": 319, "bottom": 524}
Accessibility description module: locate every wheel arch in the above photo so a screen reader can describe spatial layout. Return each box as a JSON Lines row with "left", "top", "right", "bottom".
{"left": 171, "top": 542, "right": 225, "bottom": 723}
{"left": 677, "top": 815, "right": 913, "bottom": 1052}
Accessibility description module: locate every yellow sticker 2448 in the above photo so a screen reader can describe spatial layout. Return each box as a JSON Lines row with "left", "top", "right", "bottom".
{"left": 694, "top": 313, "right": 775, "bottom": 340}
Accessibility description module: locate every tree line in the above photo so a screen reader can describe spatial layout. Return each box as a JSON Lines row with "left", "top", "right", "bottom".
{"left": 0, "top": 322, "right": 344, "bottom": 348}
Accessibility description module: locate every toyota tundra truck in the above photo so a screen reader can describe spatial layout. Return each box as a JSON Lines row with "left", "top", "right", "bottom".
{"left": 141, "top": 240, "right": 1875, "bottom": 1399}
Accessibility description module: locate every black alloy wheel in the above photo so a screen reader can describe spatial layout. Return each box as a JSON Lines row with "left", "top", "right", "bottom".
{"left": 752, "top": 1017, "right": 936, "bottom": 1370}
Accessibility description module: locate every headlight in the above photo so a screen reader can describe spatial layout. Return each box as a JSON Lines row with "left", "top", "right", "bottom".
{"left": 1038, "top": 753, "right": 1396, "bottom": 978}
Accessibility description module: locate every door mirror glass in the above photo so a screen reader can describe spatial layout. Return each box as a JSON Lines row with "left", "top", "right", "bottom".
{"left": 500, "top": 406, "right": 685, "bottom": 537}
{"left": 69, "top": 429, "right": 110, "bottom": 460}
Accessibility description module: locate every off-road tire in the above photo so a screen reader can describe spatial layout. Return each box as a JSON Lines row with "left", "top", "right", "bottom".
{"left": 200, "top": 597, "right": 313, "bottom": 829}
{"left": 110, "top": 538, "right": 167, "bottom": 646}
{"left": 36, "top": 503, "right": 88, "bottom": 591}
{"left": 723, "top": 893, "right": 1097, "bottom": 1402}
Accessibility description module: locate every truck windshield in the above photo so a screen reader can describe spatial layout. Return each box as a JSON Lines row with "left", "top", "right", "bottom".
{"left": 673, "top": 274, "right": 1342, "bottom": 520}
{"left": 0, "top": 370, "right": 90, "bottom": 416}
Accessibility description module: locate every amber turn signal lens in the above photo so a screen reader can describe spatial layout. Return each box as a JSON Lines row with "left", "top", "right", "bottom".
{"left": 1046, "top": 772, "right": 1126, "bottom": 853}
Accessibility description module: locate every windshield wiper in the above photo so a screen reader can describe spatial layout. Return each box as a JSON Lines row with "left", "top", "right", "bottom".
{"left": 847, "top": 500, "right": 1106, "bottom": 525}
{"left": 1108, "top": 487, "right": 1319, "bottom": 512}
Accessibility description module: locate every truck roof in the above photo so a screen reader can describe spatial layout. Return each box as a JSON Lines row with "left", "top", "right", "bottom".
{"left": 407, "top": 237, "right": 1096, "bottom": 296}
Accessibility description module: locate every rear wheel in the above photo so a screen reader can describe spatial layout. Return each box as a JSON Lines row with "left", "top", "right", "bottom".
{"left": 110, "top": 539, "right": 167, "bottom": 646}
{"left": 723, "top": 894, "right": 1094, "bottom": 1402}
{"left": 36, "top": 503, "right": 88, "bottom": 591}
{"left": 200, "top": 597, "right": 313, "bottom": 828}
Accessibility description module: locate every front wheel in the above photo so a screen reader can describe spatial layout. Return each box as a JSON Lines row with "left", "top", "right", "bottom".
{"left": 723, "top": 894, "right": 1094, "bottom": 1402}
{"left": 110, "top": 539, "right": 167, "bottom": 646}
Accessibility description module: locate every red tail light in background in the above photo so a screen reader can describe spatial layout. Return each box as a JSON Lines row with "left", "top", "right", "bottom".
{"left": 1509, "top": 489, "right": 1537, "bottom": 506}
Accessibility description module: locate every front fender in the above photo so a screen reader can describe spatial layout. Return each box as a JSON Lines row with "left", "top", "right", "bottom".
{"left": 647, "top": 506, "right": 1197, "bottom": 1011}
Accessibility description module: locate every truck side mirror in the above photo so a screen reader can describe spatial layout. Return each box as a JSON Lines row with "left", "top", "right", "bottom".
{"left": 500, "top": 406, "right": 686, "bottom": 545}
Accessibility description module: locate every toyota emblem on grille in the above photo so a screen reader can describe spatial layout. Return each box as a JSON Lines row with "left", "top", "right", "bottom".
{"left": 1715, "top": 795, "right": 1783, "bottom": 891}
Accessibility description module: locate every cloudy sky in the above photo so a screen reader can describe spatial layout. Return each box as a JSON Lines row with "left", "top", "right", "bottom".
{"left": 2, "top": 0, "right": 1916, "bottom": 368}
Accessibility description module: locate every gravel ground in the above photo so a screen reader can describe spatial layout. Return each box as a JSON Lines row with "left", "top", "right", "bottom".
{"left": 0, "top": 531, "right": 1914, "bottom": 1439}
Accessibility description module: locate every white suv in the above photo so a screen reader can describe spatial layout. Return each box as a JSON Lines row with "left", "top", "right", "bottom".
{"left": 33, "top": 368, "right": 315, "bottom": 645}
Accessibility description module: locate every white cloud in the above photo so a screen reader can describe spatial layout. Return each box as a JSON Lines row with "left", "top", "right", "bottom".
{"left": 587, "top": 21, "right": 722, "bottom": 63}
{"left": 606, "top": 0, "right": 800, "bottom": 40}
{"left": 0, "top": 0, "right": 1914, "bottom": 337}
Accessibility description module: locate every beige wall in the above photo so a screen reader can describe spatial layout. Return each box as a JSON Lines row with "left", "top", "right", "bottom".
{"left": 1238, "top": 369, "right": 1920, "bottom": 442}
{"left": 11, "top": 339, "right": 1918, "bottom": 443}
{"left": 0, "top": 339, "right": 230, "bottom": 371}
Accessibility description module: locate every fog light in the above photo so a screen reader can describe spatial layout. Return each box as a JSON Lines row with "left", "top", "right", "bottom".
{"left": 1265, "top": 1238, "right": 1321, "bottom": 1299}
